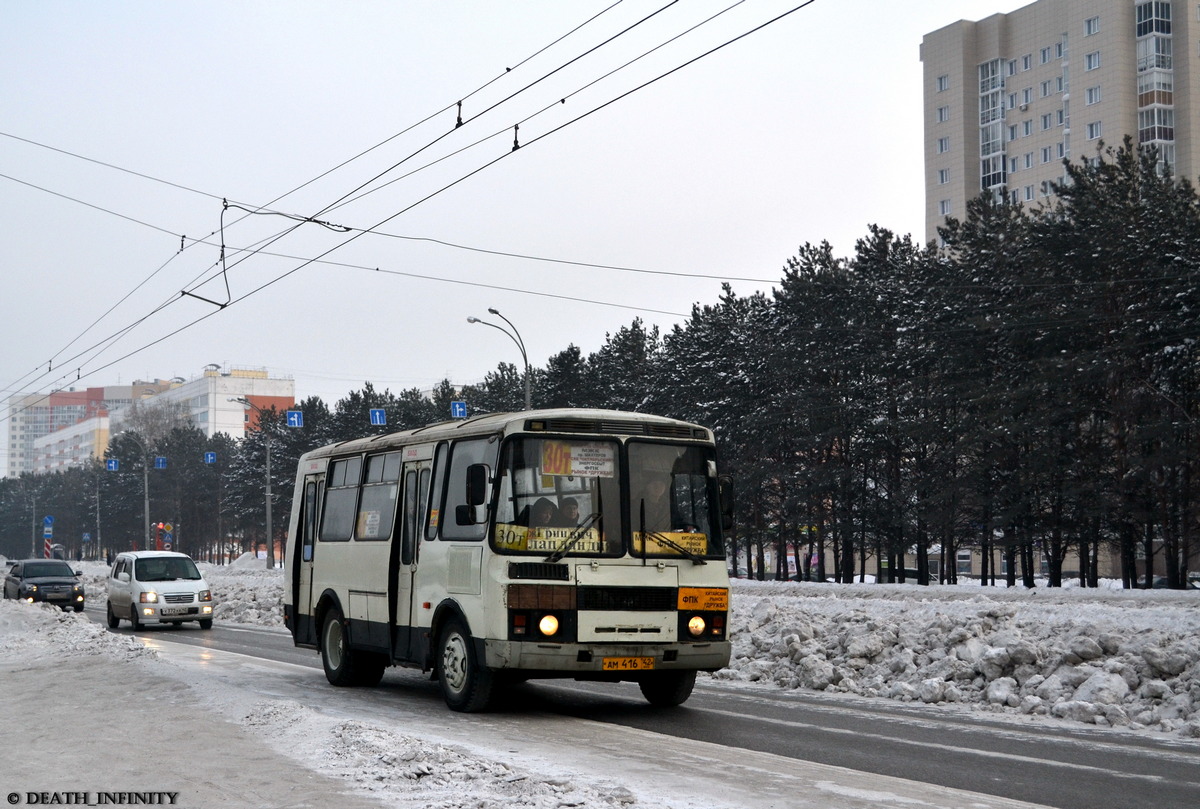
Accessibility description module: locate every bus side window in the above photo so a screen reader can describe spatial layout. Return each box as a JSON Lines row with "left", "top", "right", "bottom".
{"left": 302, "top": 479, "right": 319, "bottom": 562}
{"left": 425, "top": 444, "right": 448, "bottom": 542}
{"left": 401, "top": 470, "right": 418, "bottom": 565}
{"left": 441, "top": 437, "right": 498, "bottom": 541}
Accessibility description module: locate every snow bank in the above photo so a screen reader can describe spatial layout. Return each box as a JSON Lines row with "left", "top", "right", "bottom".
{"left": 721, "top": 580, "right": 1200, "bottom": 737}
{"left": 65, "top": 561, "right": 1200, "bottom": 736}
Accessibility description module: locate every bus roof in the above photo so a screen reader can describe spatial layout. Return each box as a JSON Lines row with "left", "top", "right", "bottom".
{"left": 299, "top": 408, "right": 713, "bottom": 461}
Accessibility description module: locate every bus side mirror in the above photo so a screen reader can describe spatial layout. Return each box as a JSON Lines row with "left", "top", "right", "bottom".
{"left": 456, "top": 464, "right": 490, "bottom": 525}
{"left": 718, "top": 475, "right": 735, "bottom": 531}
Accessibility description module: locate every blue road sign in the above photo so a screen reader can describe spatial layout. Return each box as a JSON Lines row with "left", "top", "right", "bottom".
{"left": 451, "top": 401, "right": 468, "bottom": 419}
{"left": 369, "top": 408, "right": 386, "bottom": 426}
{"left": 82, "top": 533, "right": 91, "bottom": 543}
{"left": 204, "top": 452, "right": 217, "bottom": 464}
{"left": 154, "top": 456, "right": 168, "bottom": 469}
{"left": 43, "top": 515, "right": 54, "bottom": 527}
{"left": 42, "top": 516, "right": 53, "bottom": 540}
{"left": 287, "top": 410, "right": 304, "bottom": 428}
{"left": 106, "top": 459, "right": 119, "bottom": 471}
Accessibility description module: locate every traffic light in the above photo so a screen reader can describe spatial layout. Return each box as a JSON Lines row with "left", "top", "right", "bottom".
{"left": 156, "top": 522, "right": 165, "bottom": 550}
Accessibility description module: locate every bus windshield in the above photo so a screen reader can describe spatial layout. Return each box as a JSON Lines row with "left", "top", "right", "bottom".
{"left": 493, "top": 436, "right": 622, "bottom": 558}
{"left": 628, "top": 441, "right": 722, "bottom": 560}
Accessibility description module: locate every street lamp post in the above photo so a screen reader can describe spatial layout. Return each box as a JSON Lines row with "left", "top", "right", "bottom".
{"left": 467, "top": 307, "right": 531, "bottom": 410}
{"left": 231, "top": 398, "right": 274, "bottom": 569}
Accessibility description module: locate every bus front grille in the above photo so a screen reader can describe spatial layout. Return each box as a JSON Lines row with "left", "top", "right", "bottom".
{"left": 577, "top": 586, "right": 675, "bottom": 611}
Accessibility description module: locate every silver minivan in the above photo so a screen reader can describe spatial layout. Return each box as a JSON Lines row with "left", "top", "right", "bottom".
{"left": 106, "top": 551, "right": 215, "bottom": 630}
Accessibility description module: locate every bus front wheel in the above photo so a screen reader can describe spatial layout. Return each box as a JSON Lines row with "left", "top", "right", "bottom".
{"left": 638, "top": 670, "right": 696, "bottom": 707}
{"left": 437, "top": 617, "right": 494, "bottom": 712}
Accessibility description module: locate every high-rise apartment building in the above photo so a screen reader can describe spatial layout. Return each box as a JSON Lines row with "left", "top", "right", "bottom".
{"left": 921, "top": 0, "right": 1200, "bottom": 242}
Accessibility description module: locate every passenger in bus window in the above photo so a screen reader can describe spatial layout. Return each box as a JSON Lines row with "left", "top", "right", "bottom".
{"left": 553, "top": 497, "right": 580, "bottom": 527}
{"left": 528, "top": 497, "right": 558, "bottom": 527}
{"left": 636, "top": 478, "right": 672, "bottom": 531}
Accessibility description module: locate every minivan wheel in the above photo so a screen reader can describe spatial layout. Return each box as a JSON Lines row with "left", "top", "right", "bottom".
{"left": 128, "top": 603, "right": 140, "bottom": 631}
{"left": 198, "top": 618, "right": 213, "bottom": 630}
{"left": 106, "top": 602, "right": 120, "bottom": 629}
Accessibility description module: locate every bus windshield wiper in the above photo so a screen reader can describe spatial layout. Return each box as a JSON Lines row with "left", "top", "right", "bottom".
{"left": 544, "top": 512, "right": 602, "bottom": 564}
{"left": 642, "top": 529, "right": 707, "bottom": 565}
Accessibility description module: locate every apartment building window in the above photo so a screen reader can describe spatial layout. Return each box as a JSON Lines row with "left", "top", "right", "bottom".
{"left": 937, "top": 168, "right": 950, "bottom": 184}
{"left": 1136, "top": 2, "right": 1171, "bottom": 37}
{"left": 1042, "top": 113, "right": 1053, "bottom": 130}
{"left": 1058, "top": 142, "right": 1066, "bottom": 158}
{"left": 1041, "top": 47, "right": 1052, "bottom": 63}
{"left": 1086, "top": 85, "right": 1102, "bottom": 105}
{"left": 1057, "top": 76, "right": 1064, "bottom": 92}
{"left": 937, "top": 136, "right": 950, "bottom": 153}
{"left": 1137, "top": 35, "right": 1172, "bottom": 71}
{"left": 1085, "top": 51, "right": 1101, "bottom": 70}
{"left": 1086, "top": 16, "right": 1100, "bottom": 36}
{"left": 1008, "top": 124, "right": 1018, "bottom": 140}
{"left": 1024, "top": 152, "right": 1033, "bottom": 169}
{"left": 1041, "top": 80, "right": 1052, "bottom": 97}
{"left": 1138, "top": 70, "right": 1173, "bottom": 106}
{"left": 1008, "top": 92, "right": 1018, "bottom": 109}
{"left": 937, "top": 74, "right": 950, "bottom": 92}
{"left": 1024, "top": 185, "right": 1035, "bottom": 201}
{"left": 1139, "top": 107, "right": 1175, "bottom": 142}
{"left": 1042, "top": 146, "right": 1053, "bottom": 163}
{"left": 1022, "top": 54, "right": 1032, "bottom": 70}
{"left": 1007, "top": 59, "right": 1017, "bottom": 75}
{"left": 1010, "top": 190, "right": 1020, "bottom": 204}
{"left": 1022, "top": 87, "right": 1033, "bottom": 104}
{"left": 1056, "top": 41, "right": 1064, "bottom": 58}
{"left": 1009, "top": 157, "right": 1019, "bottom": 173}
{"left": 1086, "top": 121, "right": 1103, "bottom": 139}
{"left": 1023, "top": 120, "right": 1033, "bottom": 136}
{"left": 939, "top": 200, "right": 952, "bottom": 216}
{"left": 937, "top": 105, "right": 950, "bottom": 123}
{"left": 1057, "top": 109, "right": 1065, "bottom": 126}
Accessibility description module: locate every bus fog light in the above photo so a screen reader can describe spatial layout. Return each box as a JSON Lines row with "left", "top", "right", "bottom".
{"left": 538, "top": 614, "right": 559, "bottom": 636}
{"left": 687, "top": 616, "right": 706, "bottom": 637}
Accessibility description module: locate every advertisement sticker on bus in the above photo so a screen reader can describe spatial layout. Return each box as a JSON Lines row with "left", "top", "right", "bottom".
{"left": 634, "top": 531, "right": 708, "bottom": 555}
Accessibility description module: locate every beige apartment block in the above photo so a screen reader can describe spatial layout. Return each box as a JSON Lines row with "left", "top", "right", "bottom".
{"left": 921, "top": 0, "right": 1200, "bottom": 242}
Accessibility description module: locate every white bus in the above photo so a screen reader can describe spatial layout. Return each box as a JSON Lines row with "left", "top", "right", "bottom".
{"left": 283, "top": 408, "right": 734, "bottom": 712}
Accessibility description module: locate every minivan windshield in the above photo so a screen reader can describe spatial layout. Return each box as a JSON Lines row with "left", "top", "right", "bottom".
{"left": 135, "top": 556, "right": 201, "bottom": 582}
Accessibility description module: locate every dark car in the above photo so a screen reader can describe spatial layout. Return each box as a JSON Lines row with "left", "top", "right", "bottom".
{"left": 3, "top": 559, "right": 85, "bottom": 612}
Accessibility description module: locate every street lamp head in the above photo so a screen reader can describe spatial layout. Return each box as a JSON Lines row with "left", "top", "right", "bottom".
{"left": 488, "top": 307, "right": 500, "bottom": 316}
{"left": 466, "top": 316, "right": 480, "bottom": 324}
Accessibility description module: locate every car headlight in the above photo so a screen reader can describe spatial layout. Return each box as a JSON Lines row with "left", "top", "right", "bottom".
{"left": 198, "top": 590, "right": 212, "bottom": 602}
{"left": 139, "top": 591, "right": 159, "bottom": 603}
{"left": 24, "top": 584, "right": 37, "bottom": 594}
{"left": 72, "top": 584, "right": 84, "bottom": 593}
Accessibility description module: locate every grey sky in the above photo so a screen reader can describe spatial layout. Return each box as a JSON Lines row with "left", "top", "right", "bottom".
{"left": 1, "top": 0, "right": 1023, "bottom": 414}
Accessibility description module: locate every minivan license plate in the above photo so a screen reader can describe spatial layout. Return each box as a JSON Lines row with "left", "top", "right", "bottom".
{"left": 162, "top": 607, "right": 190, "bottom": 616}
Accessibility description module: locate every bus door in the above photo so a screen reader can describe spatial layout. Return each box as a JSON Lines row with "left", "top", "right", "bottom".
{"left": 294, "top": 473, "right": 323, "bottom": 646}
{"left": 389, "top": 459, "right": 431, "bottom": 663}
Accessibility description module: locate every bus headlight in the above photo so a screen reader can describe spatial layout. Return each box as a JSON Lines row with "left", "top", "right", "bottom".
{"left": 538, "top": 614, "right": 560, "bottom": 637}
{"left": 687, "top": 616, "right": 706, "bottom": 637}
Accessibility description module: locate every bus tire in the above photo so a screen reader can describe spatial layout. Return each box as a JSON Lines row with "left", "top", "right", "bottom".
{"left": 437, "top": 617, "right": 494, "bottom": 712}
{"left": 638, "top": 670, "right": 696, "bottom": 707}
{"left": 321, "top": 606, "right": 361, "bottom": 687}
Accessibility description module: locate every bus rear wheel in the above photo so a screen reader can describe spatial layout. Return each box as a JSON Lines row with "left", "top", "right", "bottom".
{"left": 437, "top": 617, "right": 494, "bottom": 712}
{"left": 320, "top": 607, "right": 385, "bottom": 687}
{"left": 638, "top": 670, "right": 696, "bottom": 707}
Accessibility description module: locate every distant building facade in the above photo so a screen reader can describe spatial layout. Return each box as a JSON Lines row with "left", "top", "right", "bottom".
{"left": 922, "top": 0, "right": 1200, "bottom": 241}
{"left": 10, "top": 366, "right": 295, "bottom": 476}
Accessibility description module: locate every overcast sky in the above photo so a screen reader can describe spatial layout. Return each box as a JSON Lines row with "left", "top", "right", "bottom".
{"left": 1, "top": 0, "right": 1027, "bottom": 423}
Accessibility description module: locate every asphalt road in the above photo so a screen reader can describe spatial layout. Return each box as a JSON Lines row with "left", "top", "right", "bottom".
{"left": 86, "top": 606, "right": 1200, "bottom": 809}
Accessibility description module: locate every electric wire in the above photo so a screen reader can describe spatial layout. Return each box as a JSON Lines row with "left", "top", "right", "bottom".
{"left": 6, "top": 1, "right": 819, "bottom": 415}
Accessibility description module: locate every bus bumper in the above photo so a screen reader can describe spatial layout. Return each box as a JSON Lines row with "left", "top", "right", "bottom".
{"left": 483, "top": 639, "right": 731, "bottom": 673}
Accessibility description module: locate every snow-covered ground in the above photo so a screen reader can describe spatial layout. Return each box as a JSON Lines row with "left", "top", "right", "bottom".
{"left": 2, "top": 555, "right": 1198, "bottom": 809}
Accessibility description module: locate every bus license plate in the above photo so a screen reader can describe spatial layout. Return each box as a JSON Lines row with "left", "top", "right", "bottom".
{"left": 602, "top": 656, "right": 654, "bottom": 671}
